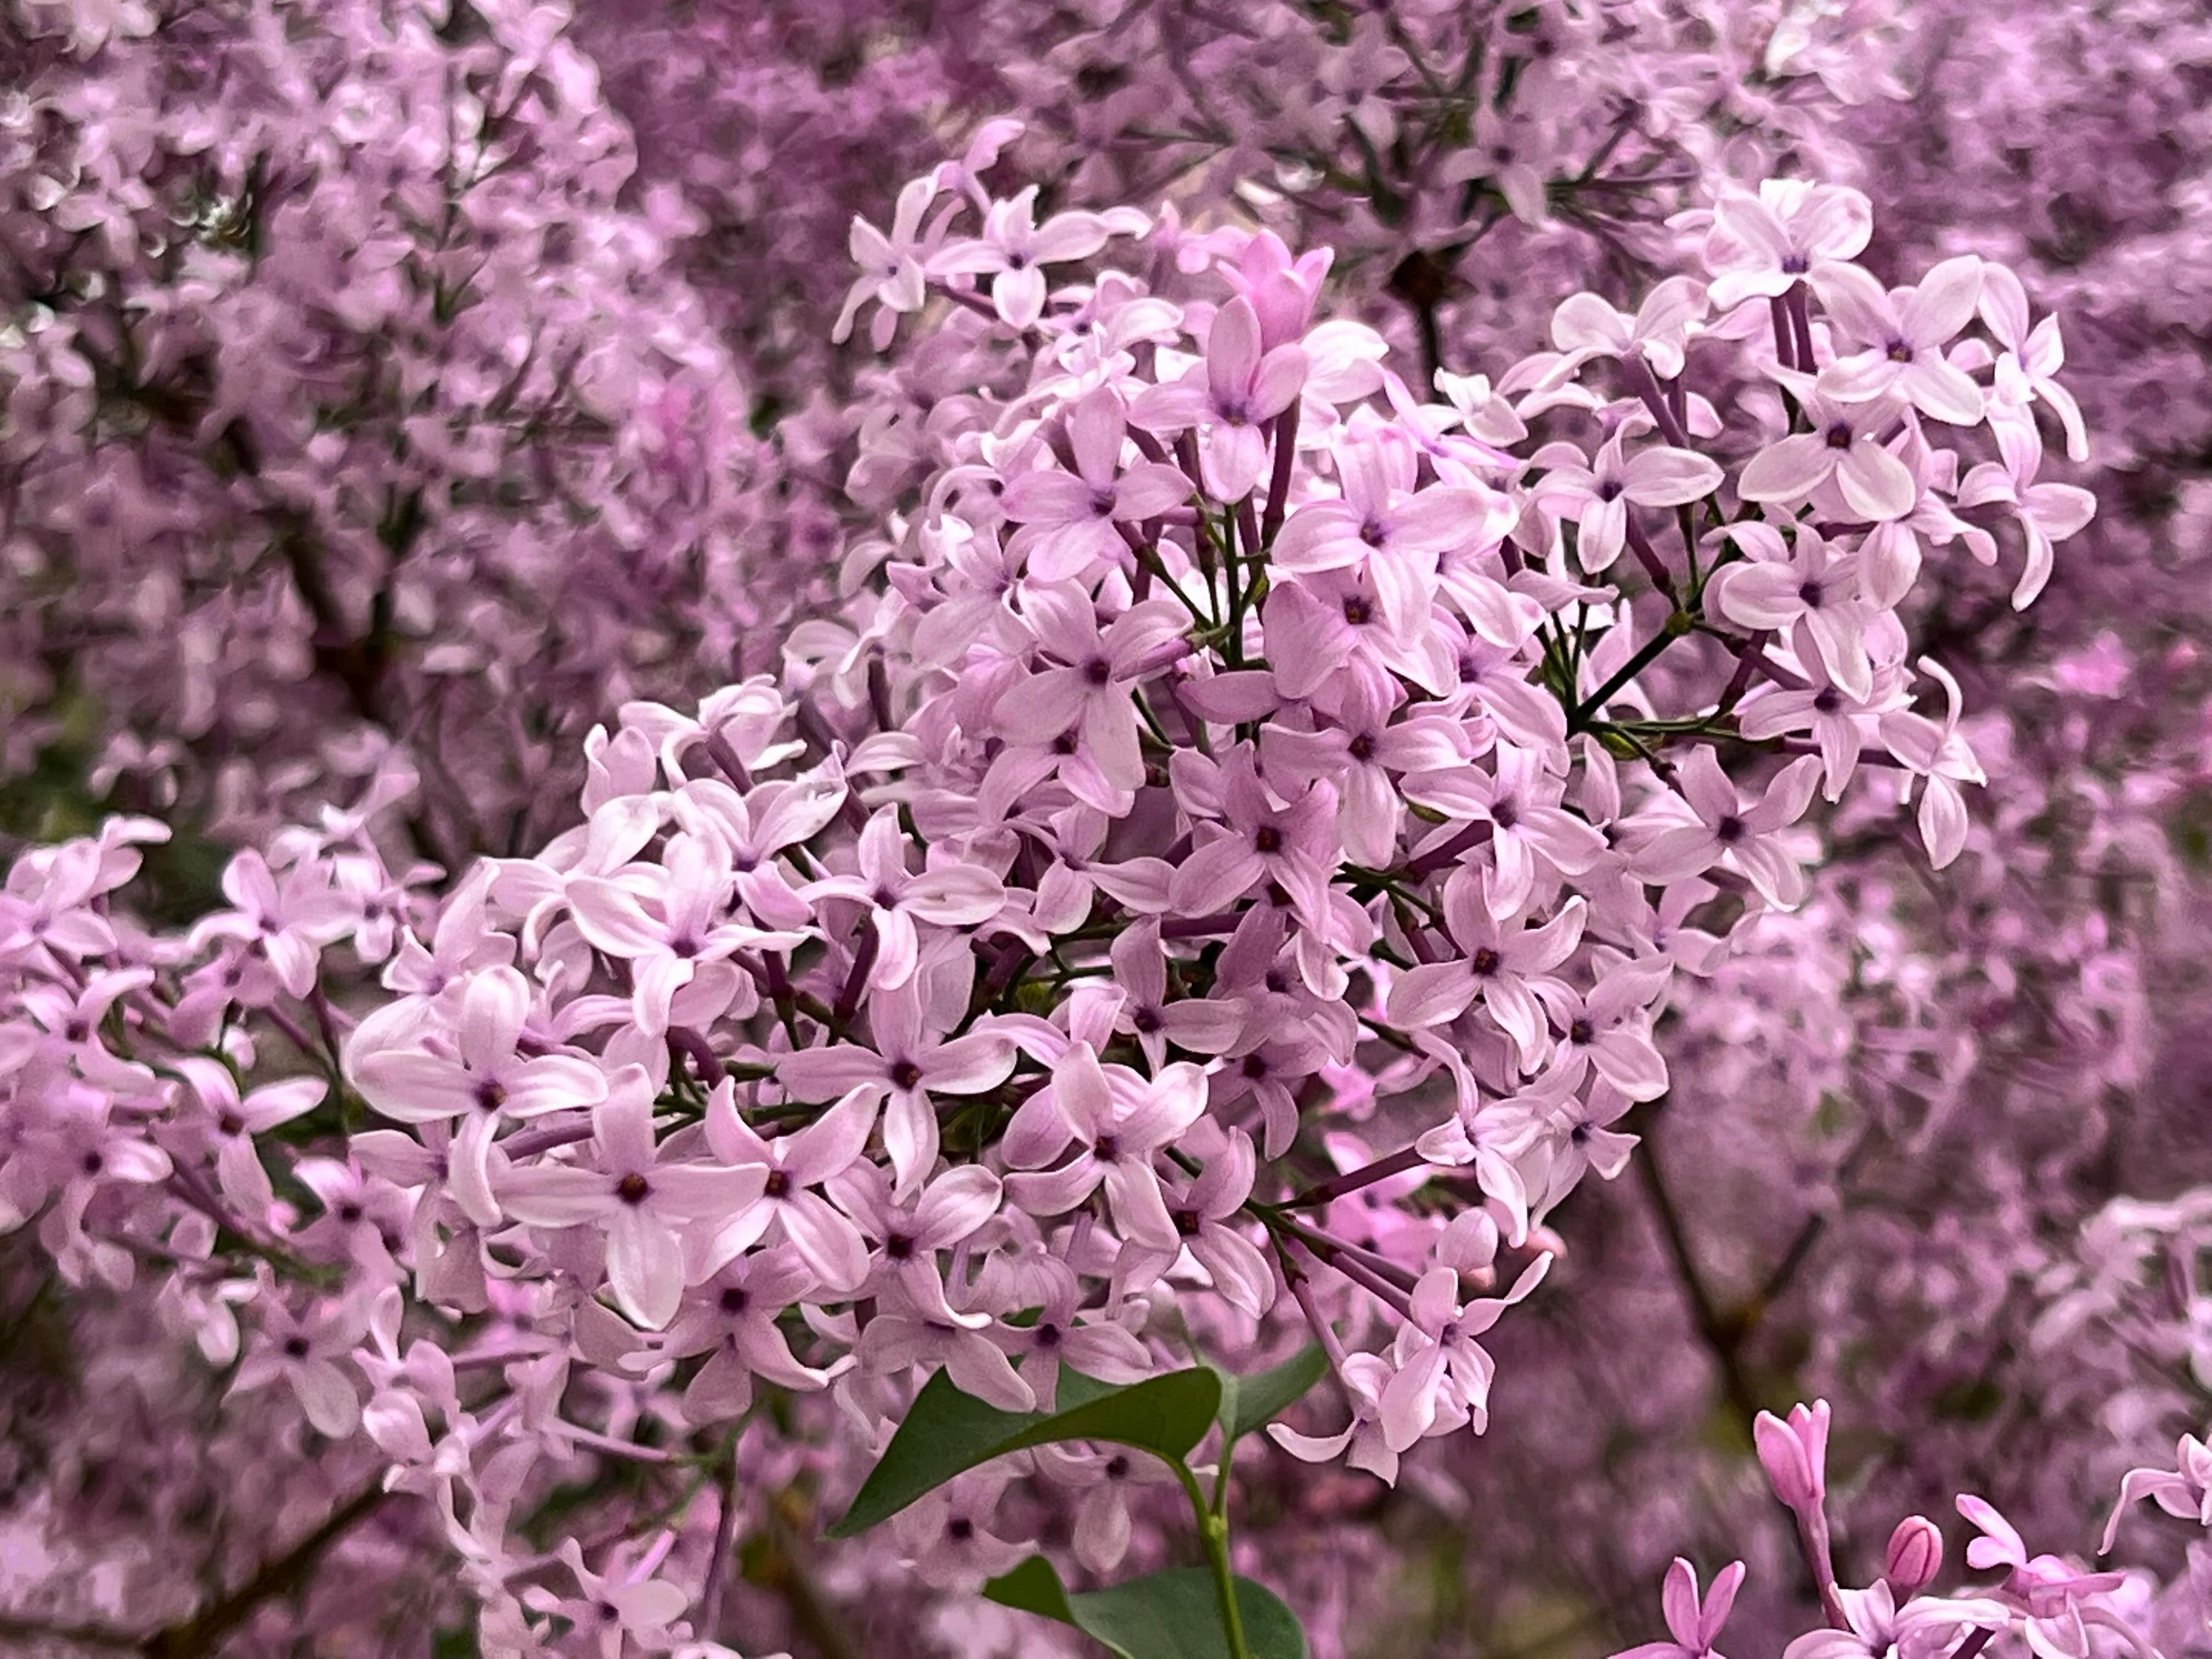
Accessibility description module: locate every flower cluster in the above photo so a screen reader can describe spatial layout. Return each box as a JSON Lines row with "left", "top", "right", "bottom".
{"left": 0, "top": 114, "right": 2113, "bottom": 1651}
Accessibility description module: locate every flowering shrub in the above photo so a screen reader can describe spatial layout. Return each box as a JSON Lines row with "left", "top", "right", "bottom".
{"left": 2, "top": 2, "right": 2208, "bottom": 1657}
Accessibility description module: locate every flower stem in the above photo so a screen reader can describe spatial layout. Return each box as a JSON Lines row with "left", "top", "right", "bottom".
{"left": 1173, "top": 1458, "right": 1252, "bottom": 1659}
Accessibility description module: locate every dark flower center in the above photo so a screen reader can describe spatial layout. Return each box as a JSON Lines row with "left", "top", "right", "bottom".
{"left": 888, "top": 1058, "right": 924, "bottom": 1091}
{"left": 616, "top": 1173, "right": 651, "bottom": 1205}
{"left": 1471, "top": 947, "right": 1502, "bottom": 977}
{"left": 1252, "top": 825, "right": 1283, "bottom": 855}
{"left": 763, "top": 1170, "right": 792, "bottom": 1199}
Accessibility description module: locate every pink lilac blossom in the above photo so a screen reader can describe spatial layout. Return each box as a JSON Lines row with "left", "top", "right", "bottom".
{"left": 4, "top": 2, "right": 2209, "bottom": 1656}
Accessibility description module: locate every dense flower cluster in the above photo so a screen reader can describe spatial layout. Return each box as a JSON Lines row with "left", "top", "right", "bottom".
{"left": 3, "top": 0, "right": 2208, "bottom": 1656}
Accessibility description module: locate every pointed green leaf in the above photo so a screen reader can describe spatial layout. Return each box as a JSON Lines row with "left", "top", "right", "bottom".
{"left": 1217, "top": 1345, "right": 1328, "bottom": 1443}
{"left": 984, "top": 1556, "right": 1308, "bottom": 1659}
{"left": 827, "top": 1365, "right": 1222, "bottom": 1538}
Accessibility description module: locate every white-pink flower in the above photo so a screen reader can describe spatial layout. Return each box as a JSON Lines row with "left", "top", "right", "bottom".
{"left": 1001, "top": 388, "right": 1193, "bottom": 580}
{"left": 1531, "top": 431, "right": 1722, "bottom": 574}
{"left": 1130, "top": 295, "right": 1307, "bottom": 501}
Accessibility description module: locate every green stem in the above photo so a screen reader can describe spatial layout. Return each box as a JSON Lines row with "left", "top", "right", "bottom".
{"left": 1171, "top": 1458, "right": 1252, "bottom": 1659}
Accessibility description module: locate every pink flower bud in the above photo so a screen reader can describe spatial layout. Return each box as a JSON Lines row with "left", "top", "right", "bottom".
{"left": 1884, "top": 1515, "right": 1943, "bottom": 1595}
{"left": 1752, "top": 1398, "right": 1831, "bottom": 1511}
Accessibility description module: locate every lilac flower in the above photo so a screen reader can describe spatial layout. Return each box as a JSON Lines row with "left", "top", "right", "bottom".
{"left": 1611, "top": 1558, "right": 1747, "bottom": 1659}
{"left": 1116, "top": 1128, "right": 1276, "bottom": 1317}
{"left": 1756, "top": 1398, "right": 1833, "bottom": 1511}
{"left": 1386, "top": 873, "right": 1585, "bottom": 1067}
{"left": 495, "top": 1068, "right": 767, "bottom": 1330}
{"left": 1632, "top": 750, "right": 1824, "bottom": 910}
{"left": 1268, "top": 1352, "right": 1402, "bottom": 1484}
{"left": 1001, "top": 389, "right": 1193, "bottom": 580}
{"left": 1272, "top": 428, "right": 1508, "bottom": 578}
{"left": 1405, "top": 743, "right": 1609, "bottom": 918}
{"left": 174, "top": 1057, "right": 327, "bottom": 1220}
{"left": 1739, "top": 385, "right": 1920, "bottom": 523}
{"left": 990, "top": 583, "right": 1188, "bottom": 805}
{"left": 702, "top": 1079, "right": 876, "bottom": 1293}
{"left": 890, "top": 1470, "right": 1030, "bottom": 1588}
{"left": 1168, "top": 746, "right": 1343, "bottom": 926}
{"left": 1378, "top": 1257, "right": 1549, "bottom": 1451}
{"left": 833, "top": 175, "right": 941, "bottom": 350}
{"left": 927, "top": 185, "right": 1133, "bottom": 329}
{"left": 1878, "top": 659, "right": 1986, "bottom": 870}
{"left": 1708, "top": 524, "right": 1877, "bottom": 701}
{"left": 568, "top": 834, "right": 803, "bottom": 1038}
{"left": 1954, "top": 452, "right": 2098, "bottom": 609}
{"left": 1978, "top": 263, "right": 2089, "bottom": 464}
{"left": 229, "top": 1281, "right": 369, "bottom": 1440}
{"left": 1131, "top": 295, "right": 1309, "bottom": 501}
{"left": 1107, "top": 918, "right": 1246, "bottom": 1069}
{"left": 1702, "top": 180, "right": 1875, "bottom": 312}
{"left": 1550, "top": 276, "right": 1710, "bottom": 381}
{"left": 803, "top": 808, "right": 1007, "bottom": 993}
{"left": 776, "top": 980, "right": 1015, "bottom": 1199}
{"left": 1002, "top": 1047, "right": 1207, "bottom": 1250}
{"left": 2100, "top": 1434, "right": 2212, "bottom": 1554}
{"left": 1813, "top": 255, "right": 1987, "bottom": 424}
{"left": 1531, "top": 431, "right": 1723, "bottom": 574}
{"left": 1780, "top": 1582, "right": 2010, "bottom": 1659}
{"left": 663, "top": 1247, "right": 834, "bottom": 1421}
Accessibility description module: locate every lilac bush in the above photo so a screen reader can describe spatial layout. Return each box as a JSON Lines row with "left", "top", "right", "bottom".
{"left": 1, "top": 1, "right": 2207, "bottom": 1657}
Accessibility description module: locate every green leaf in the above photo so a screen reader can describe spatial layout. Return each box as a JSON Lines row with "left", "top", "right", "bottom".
{"left": 1212, "top": 1345, "right": 1329, "bottom": 1444}
{"left": 985, "top": 1556, "right": 1308, "bottom": 1659}
{"left": 827, "top": 1365, "right": 1222, "bottom": 1538}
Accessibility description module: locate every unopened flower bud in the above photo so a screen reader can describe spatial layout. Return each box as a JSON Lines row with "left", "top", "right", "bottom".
{"left": 1884, "top": 1515, "right": 1943, "bottom": 1596}
{"left": 1753, "top": 1398, "right": 1831, "bottom": 1511}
